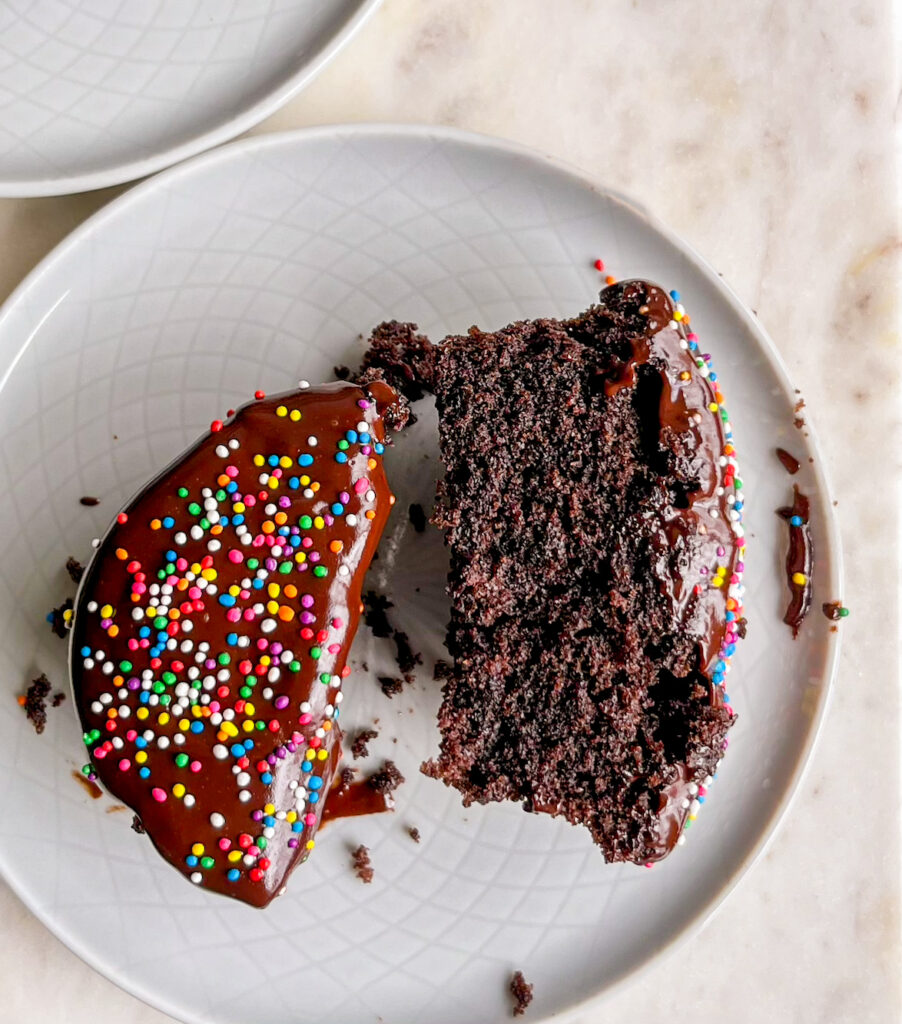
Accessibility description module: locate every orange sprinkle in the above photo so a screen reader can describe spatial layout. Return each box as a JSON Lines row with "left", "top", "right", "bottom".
{"left": 329, "top": 540, "right": 343, "bottom": 553}
{"left": 217, "top": 474, "right": 230, "bottom": 487}
{"left": 323, "top": 721, "right": 332, "bottom": 731}
{"left": 168, "top": 608, "right": 180, "bottom": 620}
{"left": 365, "top": 510, "right": 376, "bottom": 520}
{"left": 283, "top": 584, "right": 297, "bottom": 599}
{"left": 367, "top": 458, "right": 377, "bottom": 470}
{"left": 107, "top": 708, "right": 118, "bottom": 719}
{"left": 130, "top": 593, "right": 141, "bottom": 603}
{"left": 726, "top": 598, "right": 737, "bottom": 611}
{"left": 210, "top": 524, "right": 223, "bottom": 536}
{"left": 311, "top": 482, "right": 320, "bottom": 493}
{"left": 16, "top": 695, "right": 25, "bottom": 706}
{"left": 177, "top": 578, "right": 189, "bottom": 591}
{"left": 277, "top": 606, "right": 295, "bottom": 622}
{"left": 261, "top": 521, "right": 275, "bottom": 534}
{"left": 108, "top": 625, "right": 119, "bottom": 638}
{"left": 150, "top": 519, "right": 161, "bottom": 530}
{"left": 605, "top": 275, "right": 617, "bottom": 285}
{"left": 274, "top": 512, "right": 288, "bottom": 526}
{"left": 115, "top": 548, "right": 128, "bottom": 560}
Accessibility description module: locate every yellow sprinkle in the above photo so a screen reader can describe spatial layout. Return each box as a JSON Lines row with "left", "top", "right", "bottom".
{"left": 233, "top": 502, "right": 245, "bottom": 514}
{"left": 190, "top": 563, "right": 201, "bottom": 574}
{"left": 137, "top": 708, "right": 149, "bottom": 720}
{"left": 100, "top": 604, "right": 113, "bottom": 619}
{"left": 266, "top": 600, "right": 279, "bottom": 614}
{"left": 263, "top": 803, "right": 275, "bottom": 815}
{"left": 229, "top": 585, "right": 240, "bottom": 597}
{"left": 711, "top": 577, "right": 724, "bottom": 588}
{"left": 286, "top": 811, "right": 297, "bottom": 823}
{"left": 228, "top": 850, "right": 242, "bottom": 863}
{"left": 679, "top": 371, "right": 691, "bottom": 381}
{"left": 673, "top": 310, "right": 683, "bottom": 321}
{"left": 135, "top": 751, "right": 147, "bottom": 764}
{"left": 276, "top": 405, "right": 287, "bottom": 417}
{"left": 253, "top": 454, "right": 265, "bottom": 466}
{"left": 242, "top": 720, "right": 254, "bottom": 733}
{"left": 306, "top": 840, "right": 315, "bottom": 850}
{"left": 279, "top": 456, "right": 292, "bottom": 468}
{"left": 267, "top": 475, "right": 279, "bottom": 489}
{"left": 299, "top": 475, "right": 311, "bottom": 486}
{"left": 289, "top": 409, "right": 301, "bottom": 422}
{"left": 313, "top": 516, "right": 324, "bottom": 530}
{"left": 259, "top": 655, "right": 271, "bottom": 667}
{"left": 305, "top": 750, "right": 315, "bottom": 761}
{"left": 792, "top": 572, "right": 807, "bottom": 586}
{"left": 267, "top": 583, "right": 281, "bottom": 598}
{"left": 708, "top": 402, "right": 719, "bottom": 413}
{"left": 191, "top": 705, "right": 202, "bottom": 718}
{"left": 202, "top": 568, "right": 217, "bottom": 581}
{"left": 294, "top": 551, "right": 306, "bottom": 564}
{"left": 244, "top": 703, "right": 256, "bottom": 717}
{"left": 173, "top": 783, "right": 186, "bottom": 798}
{"left": 158, "top": 712, "right": 170, "bottom": 726}
{"left": 317, "top": 749, "right": 328, "bottom": 761}
{"left": 716, "top": 565, "right": 727, "bottom": 576}
{"left": 221, "top": 722, "right": 238, "bottom": 737}
{"left": 179, "top": 719, "right": 190, "bottom": 732}
{"left": 191, "top": 842, "right": 204, "bottom": 856}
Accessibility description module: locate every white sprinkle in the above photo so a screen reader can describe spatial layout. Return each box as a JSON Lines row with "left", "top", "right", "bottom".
{"left": 175, "top": 682, "right": 189, "bottom": 697}
{"left": 261, "top": 618, "right": 277, "bottom": 634}
{"left": 190, "top": 872, "right": 203, "bottom": 884}
{"left": 265, "top": 503, "right": 277, "bottom": 515}
{"left": 338, "top": 565, "right": 350, "bottom": 577}
{"left": 190, "top": 525, "right": 203, "bottom": 541}
{"left": 215, "top": 444, "right": 229, "bottom": 458}
{"left": 303, "top": 488, "right": 314, "bottom": 499}
{"left": 86, "top": 601, "right": 98, "bottom": 612}
{"left": 210, "top": 712, "right": 222, "bottom": 725}
{"left": 258, "top": 473, "right": 270, "bottom": 486}
{"left": 677, "top": 834, "right": 687, "bottom": 846}
{"left": 84, "top": 658, "right": 95, "bottom": 670}
{"left": 306, "top": 435, "right": 317, "bottom": 446}
{"left": 238, "top": 789, "right": 251, "bottom": 803}
{"left": 174, "top": 532, "right": 187, "bottom": 544}
{"left": 324, "top": 706, "right": 334, "bottom": 718}
{"left": 346, "top": 513, "right": 358, "bottom": 527}
{"left": 236, "top": 772, "right": 251, "bottom": 786}
{"left": 331, "top": 675, "right": 341, "bottom": 687}
{"left": 263, "top": 826, "right": 275, "bottom": 839}
{"left": 210, "top": 812, "right": 226, "bottom": 828}
{"left": 99, "top": 692, "right": 112, "bottom": 705}
{"left": 91, "top": 538, "right": 100, "bottom": 548}
{"left": 207, "top": 539, "right": 221, "bottom": 553}
{"left": 334, "top": 691, "right": 343, "bottom": 704}
{"left": 111, "top": 737, "right": 124, "bottom": 750}
{"left": 298, "top": 380, "right": 310, "bottom": 389}
{"left": 356, "top": 421, "right": 368, "bottom": 433}
{"left": 280, "top": 650, "right": 293, "bottom": 664}
{"left": 90, "top": 701, "right": 102, "bottom": 714}
{"left": 131, "top": 608, "right": 144, "bottom": 621}
{"left": 243, "top": 853, "right": 256, "bottom": 867}
{"left": 183, "top": 795, "right": 195, "bottom": 808}
{"left": 182, "top": 620, "right": 194, "bottom": 634}
{"left": 267, "top": 669, "right": 280, "bottom": 684}
{"left": 213, "top": 744, "right": 229, "bottom": 760}
{"left": 299, "top": 701, "right": 311, "bottom": 713}
{"left": 709, "top": 508, "right": 719, "bottom": 518}
{"left": 157, "top": 736, "right": 170, "bottom": 749}
{"left": 238, "top": 636, "right": 250, "bottom": 648}
{"left": 275, "top": 811, "right": 286, "bottom": 820}
{"left": 365, "top": 489, "right": 375, "bottom": 501}
{"left": 222, "top": 707, "right": 235, "bottom": 720}
{"left": 217, "top": 669, "right": 231, "bottom": 682}
{"left": 173, "top": 733, "right": 186, "bottom": 746}
{"left": 118, "top": 706, "right": 131, "bottom": 719}
{"left": 228, "top": 438, "right": 240, "bottom": 450}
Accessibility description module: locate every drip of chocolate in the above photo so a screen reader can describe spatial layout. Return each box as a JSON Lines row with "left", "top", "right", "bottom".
{"left": 775, "top": 447, "right": 800, "bottom": 474}
{"left": 776, "top": 485, "right": 813, "bottom": 637}
{"left": 70, "top": 381, "right": 400, "bottom": 906}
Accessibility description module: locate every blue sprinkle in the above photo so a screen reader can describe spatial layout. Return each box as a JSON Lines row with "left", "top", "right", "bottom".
{"left": 725, "top": 643, "right": 736, "bottom": 657}
{"left": 165, "top": 550, "right": 177, "bottom": 562}
{"left": 734, "top": 502, "right": 744, "bottom": 511}
{"left": 723, "top": 694, "right": 731, "bottom": 704}
{"left": 309, "top": 776, "right": 323, "bottom": 790}
{"left": 218, "top": 594, "right": 237, "bottom": 608}
{"left": 298, "top": 453, "right": 314, "bottom": 467}
{"left": 709, "top": 372, "right": 717, "bottom": 382}
{"left": 345, "top": 430, "right": 358, "bottom": 443}
{"left": 227, "top": 869, "right": 240, "bottom": 882}
{"left": 335, "top": 452, "right": 347, "bottom": 464}
{"left": 139, "top": 767, "right": 151, "bottom": 779}
{"left": 230, "top": 744, "right": 245, "bottom": 757}
{"left": 301, "top": 761, "right": 313, "bottom": 773}
{"left": 252, "top": 578, "right": 264, "bottom": 590}
{"left": 186, "top": 855, "right": 198, "bottom": 867}
{"left": 264, "top": 815, "right": 276, "bottom": 827}
{"left": 308, "top": 792, "right": 319, "bottom": 804}
{"left": 331, "top": 503, "right": 343, "bottom": 516}
{"left": 289, "top": 477, "right": 300, "bottom": 489}
{"left": 374, "top": 443, "right": 384, "bottom": 455}
{"left": 156, "top": 631, "right": 168, "bottom": 642}
{"left": 139, "top": 692, "right": 150, "bottom": 704}
{"left": 790, "top": 515, "right": 803, "bottom": 527}
{"left": 291, "top": 821, "right": 304, "bottom": 832}
{"left": 688, "top": 341, "right": 698, "bottom": 352}
{"left": 359, "top": 432, "right": 371, "bottom": 444}
{"left": 219, "top": 515, "right": 230, "bottom": 527}
{"left": 725, "top": 611, "right": 736, "bottom": 622}
{"left": 80, "top": 646, "right": 91, "bottom": 657}
{"left": 669, "top": 289, "right": 680, "bottom": 302}
{"left": 698, "top": 796, "right": 706, "bottom": 804}
{"left": 190, "top": 721, "right": 204, "bottom": 734}
{"left": 135, "top": 737, "right": 147, "bottom": 749}
{"left": 278, "top": 526, "right": 290, "bottom": 536}
{"left": 232, "top": 514, "right": 245, "bottom": 526}
{"left": 226, "top": 632, "right": 238, "bottom": 646}
{"left": 162, "top": 517, "right": 175, "bottom": 529}
{"left": 289, "top": 536, "right": 301, "bottom": 548}
{"left": 268, "top": 455, "right": 279, "bottom": 467}
{"left": 716, "top": 660, "right": 726, "bottom": 673}
{"left": 227, "top": 482, "right": 238, "bottom": 493}
{"left": 150, "top": 647, "right": 163, "bottom": 658}
{"left": 261, "top": 773, "right": 273, "bottom": 785}
{"left": 243, "top": 739, "right": 254, "bottom": 750}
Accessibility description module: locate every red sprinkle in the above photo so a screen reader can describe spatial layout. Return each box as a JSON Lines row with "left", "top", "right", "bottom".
{"left": 116, "top": 513, "right": 128, "bottom": 524}
{"left": 254, "top": 390, "right": 265, "bottom": 400}
{"left": 210, "top": 420, "right": 224, "bottom": 433}
{"left": 593, "top": 258, "right": 605, "bottom": 271}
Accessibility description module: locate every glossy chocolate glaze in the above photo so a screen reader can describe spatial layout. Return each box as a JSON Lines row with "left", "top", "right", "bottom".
{"left": 777, "top": 485, "right": 812, "bottom": 637}
{"left": 70, "top": 381, "right": 399, "bottom": 907}
{"left": 598, "top": 281, "right": 743, "bottom": 857}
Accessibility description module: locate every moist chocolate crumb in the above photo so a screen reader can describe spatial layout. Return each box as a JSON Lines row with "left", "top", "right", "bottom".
{"left": 793, "top": 416, "right": 805, "bottom": 429}
{"left": 408, "top": 503, "right": 427, "bottom": 533}
{"left": 131, "top": 815, "right": 146, "bottom": 834}
{"left": 736, "top": 617, "right": 749, "bottom": 640}
{"left": 362, "top": 590, "right": 394, "bottom": 638}
{"left": 65, "top": 556, "right": 85, "bottom": 584}
{"left": 79, "top": 496, "right": 100, "bottom": 506}
{"left": 352, "top": 844, "right": 374, "bottom": 883}
{"left": 393, "top": 629, "right": 422, "bottom": 676}
{"left": 775, "top": 447, "right": 800, "bottom": 475}
{"left": 510, "top": 971, "right": 533, "bottom": 1017}
{"left": 333, "top": 365, "right": 352, "bottom": 381}
{"left": 407, "top": 826, "right": 421, "bottom": 843}
{"left": 337, "top": 766, "right": 356, "bottom": 794}
{"left": 351, "top": 728, "right": 378, "bottom": 759}
{"left": 368, "top": 760, "right": 405, "bottom": 795}
{"left": 47, "top": 598, "right": 73, "bottom": 638}
{"left": 361, "top": 321, "right": 437, "bottom": 402}
{"left": 22, "top": 673, "right": 52, "bottom": 734}
{"left": 378, "top": 675, "right": 403, "bottom": 698}
{"left": 434, "top": 659, "right": 452, "bottom": 680}
{"left": 51, "top": 692, "right": 65, "bottom": 707}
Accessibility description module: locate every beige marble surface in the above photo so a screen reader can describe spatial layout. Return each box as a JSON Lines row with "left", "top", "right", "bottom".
{"left": 0, "top": 1, "right": 899, "bottom": 1021}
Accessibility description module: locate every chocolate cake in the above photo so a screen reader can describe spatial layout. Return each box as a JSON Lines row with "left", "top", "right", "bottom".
{"left": 363, "top": 280, "right": 745, "bottom": 862}
{"left": 70, "top": 380, "right": 401, "bottom": 906}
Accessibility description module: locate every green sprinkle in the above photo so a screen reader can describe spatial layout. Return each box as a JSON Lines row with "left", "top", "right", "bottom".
{"left": 218, "top": 653, "right": 230, "bottom": 666}
{"left": 320, "top": 673, "right": 331, "bottom": 684}
{"left": 153, "top": 681, "right": 165, "bottom": 695}
{"left": 119, "top": 660, "right": 133, "bottom": 672}
{"left": 289, "top": 660, "right": 301, "bottom": 673}
{"left": 162, "top": 671, "right": 176, "bottom": 685}
{"left": 257, "top": 837, "right": 268, "bottom": 851}
{"left": 278, "top": 562, "right": 292, "bottom": 575}
{"left": 175, "top": 753, "right": 189, "bottom": 768}
{"left": 337, "top": 439, "right": 349, "bottom": 451}
{"left": 247, "top": 558, "right": 260, "bottom": 570}
{"left": 177, "top": 487, "right": 189, "bottom": 498}
{"left": 313, "top": 566, "right": 328, "bottom": 578}
{"left": 310, "top": 646, "right": 321, "bottom": 659}
{"left": 254, "top": 720, "right": 265, "bottom": 730}
{"left": 839, "top": 606, "right": 850, "bottom": 617}
{"left": 200, "top": 856, "right": 215, "bottom": 870}
{"left": 239, "top": 686, "right": 252, "bottom": 699}
{"left": 188, "top": 502, "right": 201, "bottom": 516}
{"left": 215, "top": 489, "right": 226, "bottom": 501}
{"left": 160, "top": 694, "right": 171, "bottom": 706}
{"left": 299, "top": 515, "right": 312, "bottom": 529}
{"left": 199, "top": 518, "right": 210, "bottom": 530}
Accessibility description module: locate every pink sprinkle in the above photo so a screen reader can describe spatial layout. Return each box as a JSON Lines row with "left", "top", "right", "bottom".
{"left": 328, "top": 644, "right": 340, "bottom": 655}
{"left": 273, "top": 468, "right": 283, "bottom": 479}
{"left": 245, "top": 495, "right": 256, "bottom": 507}
{"left": 248, "top": 845, "right": 260, "bottom": 857}
{"left": 228, "top": 550, "right": 244, "bottom": 564}
{"left": 357, "top": 399, "right": 370, "bottom": 409}
{"left": 300, "top": 611, "right": 315, "bottom": 624}
{"left": 716, "top": 546, "right": 725, "bottom": 557}
{"left": 339, "top": 491, "right": 350, "bottom": 504}
{"left": 301, "top": 594, "right": 314, "bottom": 608}
{"left": 205, "top": 658, "right": 216, "bottom": 669}
{"left": 243, "top": 608, "right": 255, "bottom": 621}
{"left": 687, "top": 332, "right": 698, "bottom": 342}
{"left": 298, "top": 713, "right": 313, "bottom": 725}
{"left": 132, "top": 582, "right": 146, "bottom": 594}
{"left": 361, "top": 445, "right": 371, "bottom": 455}
{"left": 736, "top": 561, "right": 745, "bottom": 572}
{"left": 151, "top": 788, "right": 167, "bottom": 802}
{"left": 252, "top": 535, "right": 265, "bottom": 547}
{"left": 126, "top": 730, "right": 138, "bottom": 741}
{"left": 209, "top": 702, "right": 220, "bottom": 713}
{"left": 94, "top": 748, "right": 107, "bottom": 759}
{"left": 127, "top": 639, "right": 139, "bottom": 651}
{"left": 730, "top": 574, "right": 739, "bottom": 584}
{"left": 138, "top": 639, "right": 150, "bottom": 649}
{"left": 218, "top": 838, "right": 231, "bottom": 851}
{"left": 698, "top": 786, "right": 707, "bottom": 796}
{"left": 100, "top": 618, "right": 111, "bottom": 628}
{"left": 256, "top": 638, "right": 268, "bottom": 650}
{"left": 226, "top": 465, "right": 239, "bottom": 478}
{"left": 291, "top": 731, "right": 303, "bottom": 744}
{"left": 176, "top": 558, "right": 188, "bottom": 571}
{"left": 118, "top": 759, "right": 130, "bottom": 771}
{"left": 301, "top": 536, "right": 313, "bottom": 549}
{"left": 226, "top": 608, "right": 241, "bottom": 623}
{"left": 354, "top": 478, "right": 369, "bottom": 495}
{"left": 332, "top": 617, "right": 343, "bottom": 629}
{"left": 305, "top": 813, "right": 317, "bottom": 826}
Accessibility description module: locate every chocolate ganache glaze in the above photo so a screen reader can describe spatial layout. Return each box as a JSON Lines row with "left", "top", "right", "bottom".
{"left": 70, "top": 380, "right": 400, "bottom": 907}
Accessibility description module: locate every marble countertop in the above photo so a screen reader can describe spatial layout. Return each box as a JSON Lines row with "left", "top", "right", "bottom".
{"left": 0, "top": 1, "right": 899, "bottom": 1022}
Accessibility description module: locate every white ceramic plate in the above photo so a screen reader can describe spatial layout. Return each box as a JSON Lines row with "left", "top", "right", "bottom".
{"left": 0, "top": 126, "right": 841, "bottom": 1024}
{"left": 0, "top": 0, "right": 380, "bottom": 196}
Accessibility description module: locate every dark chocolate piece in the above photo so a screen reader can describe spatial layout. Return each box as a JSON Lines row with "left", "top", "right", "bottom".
{"left": 408, "top": 502, "right": 427, "bottom": 533}
{"left": 131, "top": 815, "right": 146, "bottom": 834}
{"left": 775, "top": 447, "right": 800, "bottom": 474}
{"left": 368, "top": 760, "right": 405, "bottom": 795}
{"left": 351, "top": 728, "right": 378, "bottom": 759}
{"left": 822, "top": 601, "right": 849, "bottom": 621}
{"left": 47, "top": 598, "right": 72, "bottom": 638}
{"left": 70, "top": 382, "right": 400, "bottom": 907}
{"left": 80, "top": 496, "right": 100, "bottom": 506}
{"left": 407, "top": 826, "right": 421, "bottom": 843}
{"left": 66, "top": 556, "right": 85, "bottom": 584}
{"left": 378, "top": 675, "right": 403, "bottom": 698}
{"left": 777, "top": 486, "right": 813, "bottom": 637}
{"left": 373, "top": 280, "right": 744, "bottom": 864}
{"left": 51, "top": 692, "right": 65, "bottom": 707}
{"left": 22, "top": 674, "right": 52, "bottom": 733}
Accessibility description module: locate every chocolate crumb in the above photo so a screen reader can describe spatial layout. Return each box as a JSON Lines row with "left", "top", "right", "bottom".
{"left": 352, "top": 844, "right": 374, "bottom": 883}
{"left": 510, "top": 971, "right": 533, "bottom": 1016}
{"left": 22, "top": 674, "right": 52, "bottom": 733}
{"left": 131, "top": 815, "right": 146, "bottom": 834}
{"left": 378, "top": 675, "right": 403, "bottom": 698}
{"left": 362, "top": 590, "right": 394, "bottom": 638}
{"left": 793, "top": 417, "right": 805, "bottom": 429}
{"left": 368, "top": 760, "right": 405, "bottom": 795}
{"left": 775, "top": 447, "right": 800, "bottom": 475}
{"left": 408, "top": 826, "right": 421, "bottom": 843}
{"left": 830, "top": 625, "right": 838, "bottom": 633}
{"left": 47, "top": 597, "right": 73, "bottom": 638}
{"left": 337, "top": 766, "right": 356, "bottom": 794}
{"left": 51, "top": 692, "right": 65, "bottom": 707}
{"left": 822, "top": 601, "right": 849, "bottom": 621}
{"left": 79, "top": 496, "right": 100, "bottom": 506}
{"left": 393, "top": 629, "right": 422, "bottom": 676}
{"left": 333, "top": 365, "right": 352, "bottom": 381}
{"left": 408, "top": 503, "right": 427, "bottom": 533}
{"left": 794, "top": 398, "right": 806, "bottom": 413}
{"left": 361, "top": 661, "right": 369, "bottom": 672}
{"left": 434, "top": 659, "right": 452, "bottom": 680}
{"left": 65, "top": 556, "right": 85, "bottom": 584}
{"left": 351, "top": 728, "right": 378, "bottom": 759}
{"left": 735, "top": 617, "right": 748, "bottom": 640}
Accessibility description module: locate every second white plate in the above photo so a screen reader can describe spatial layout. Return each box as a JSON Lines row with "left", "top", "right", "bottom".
{"left": 0, "top": 125, "right": 841, "bottom": 1023}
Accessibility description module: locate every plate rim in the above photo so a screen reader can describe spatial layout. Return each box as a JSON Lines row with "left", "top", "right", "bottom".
{"left": 0, "top": 123, "right": 844, "bottom": 1024}
{"left": 0, "top": 0, "right": 383, "bottom": 198}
